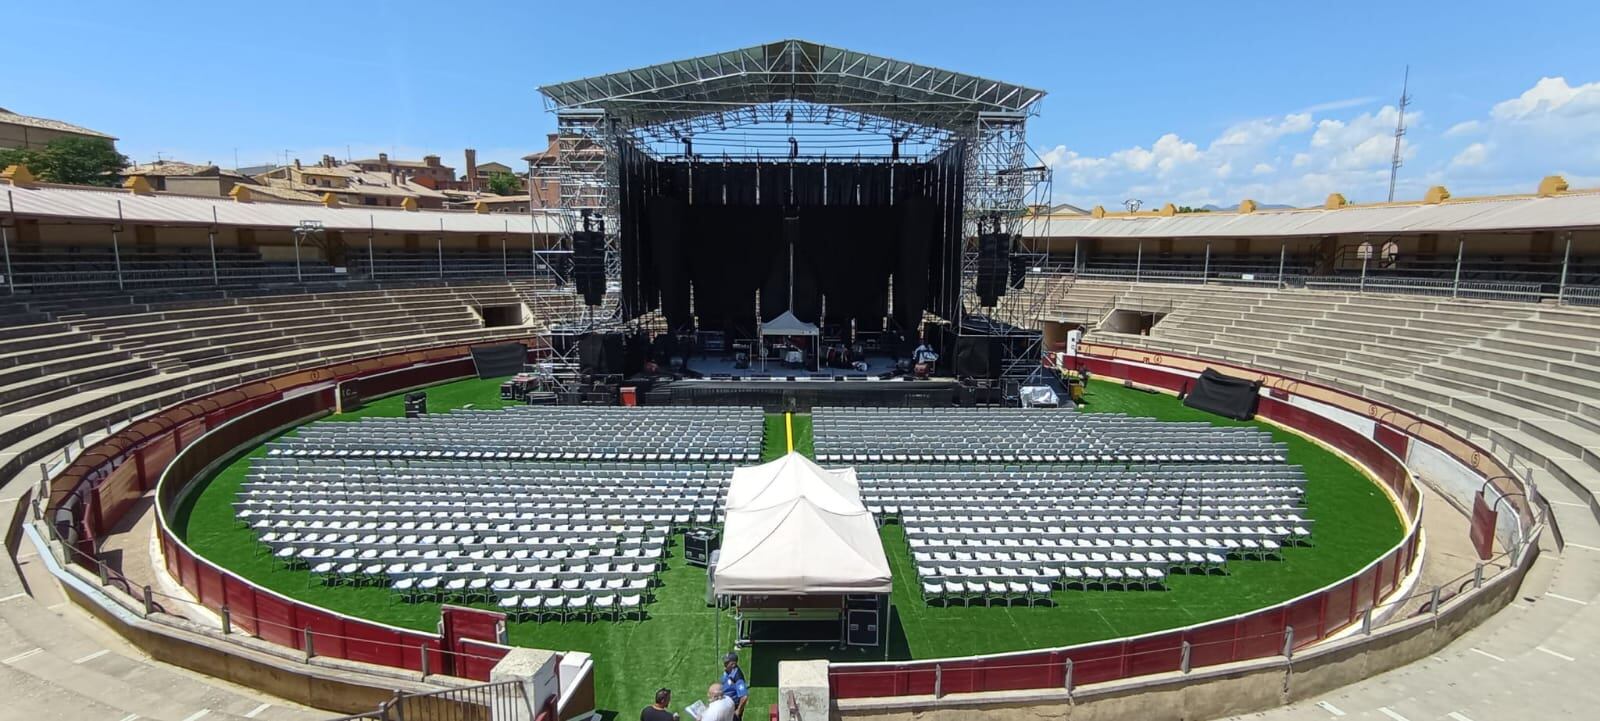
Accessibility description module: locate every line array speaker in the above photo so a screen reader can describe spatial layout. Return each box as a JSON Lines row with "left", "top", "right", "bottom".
{"left": 976, "top": 232, "right": 1010, "bottom": 307}
{"left": 573, "top": 230, "right": 606, "bottom": 307}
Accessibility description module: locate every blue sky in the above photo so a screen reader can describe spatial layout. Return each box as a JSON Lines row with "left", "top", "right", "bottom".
{"left": 4, "top": 0, "right": 1597, "bottom": 208}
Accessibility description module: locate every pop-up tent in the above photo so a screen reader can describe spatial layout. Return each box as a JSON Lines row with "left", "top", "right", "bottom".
{"left": 713, "top": 453, "right": 892, "bottom": 595}
{"left": 757, "top": 309, "right": 819, "bottom": 371}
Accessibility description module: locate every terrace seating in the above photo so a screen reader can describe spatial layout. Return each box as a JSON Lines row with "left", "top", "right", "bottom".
{"left": 0, "top": 279, "right": 584, "bottom": 493}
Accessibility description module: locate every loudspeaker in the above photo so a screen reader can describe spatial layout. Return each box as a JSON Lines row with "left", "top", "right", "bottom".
{"left": 1010, "top": 248, "right": 1029, "bottom": 289}
{"left": 572, "top": 229, "right": 606, "bottom": 307}
{"left": 976, "top": 232, "right": 1010, "bottom": 307}
{"left": 404, "top": 391, "right": 427, "bottom": 418}
{"left": 578, "top": 332, "right": 625, "bottom": 376}
{"left": 954, "top": 337, "right": 1001, "bottom": 379}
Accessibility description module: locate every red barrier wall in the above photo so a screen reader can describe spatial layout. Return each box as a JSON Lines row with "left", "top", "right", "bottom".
{"left": 44, "top": 337, "right": 542, "bottom": 681}
{"left": 831, "top": 349, "right": 1431, "bottom": 700}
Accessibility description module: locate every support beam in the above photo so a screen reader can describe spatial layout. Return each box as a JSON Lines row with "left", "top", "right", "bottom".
{"left": 1452, "top": 238, "right": 1465, "bottom": 297}
{"left": 1557, "top": 231, "right": 1573, "bottom": 305}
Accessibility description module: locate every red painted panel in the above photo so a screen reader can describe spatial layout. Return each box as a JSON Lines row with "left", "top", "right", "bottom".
{"left": 1374, "top": 423, "right": 1409, "bottom": 458}
{"left": 1470, "top": 492, "right": 1498, "bottom": 560}
{"left": 293, "top": 607, "right": 346, "bottom": 660}
{"left": 195, "top": 563, "right": 225, "bottom": 610}
{"left": 1062, "top": 640, "right": 1127, "bottom": 686}
{"left": 1323, "top": 578, "right": 1355, "bottom": 630}
{"left": 1378, "top": 554, "right": 1398, "bottom": 597}
{"left": 1183, "top": 620, "right": 1240, "bottom": 668}
{"left": 1125, "top": 633, "right": 1183, "bottom": 676}
{"left": 978, "top": 652, "right": 1057, "bottom": 692}
{"left": 177, "top": 549, "right": 198, "bottom": 591}
{"left": 161, "top": 533, "right": 182, "bottom": 581}
{"left": 829, "top": 669, "right": 903, "bottom": 699}
{"left": 253, "top": 593, "right": 297, "bottom": 648}
{"left": 222, "top": 576, "right": 259, "bottom": 635}
{"left": 1354, "top": 566, "right": 1379, "bottom": 615}
{"left": 1234, "top": 607, "right": 1286, "bottom": 660}
{"left": 1287, "top": 595, "right": 1326, "bottom": 648}
{"left": 456, "top": 639, "right": 511, "bottom": 681}
{"left": 935, "top": 659, "right": 980, "bottom": 695}
{"left": 342, "top": 622, "right": 405, "bottom": 668}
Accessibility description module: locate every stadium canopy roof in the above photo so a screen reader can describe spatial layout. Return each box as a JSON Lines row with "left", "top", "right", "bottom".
{"left": 537, "top": 39, "right": 1046, "bottom": 133}
{"left": 1022, "top": 189, "right": 1600, "bottom": 239}
{"left": 1, "top": 182, "right": 561, "bottom": 235}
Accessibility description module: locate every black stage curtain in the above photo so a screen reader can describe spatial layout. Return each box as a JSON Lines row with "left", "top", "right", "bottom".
{"left": 619, "top": 142, "right": 965, "bottom": 337}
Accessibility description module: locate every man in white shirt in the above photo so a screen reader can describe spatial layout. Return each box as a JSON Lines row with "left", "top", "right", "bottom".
{"left": 699, "top": 683, "right": 736, "bottom": 721}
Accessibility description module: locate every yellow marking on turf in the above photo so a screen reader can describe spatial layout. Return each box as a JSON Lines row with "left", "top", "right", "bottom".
{"left": 785, "top": 412, "right": 795, "bottom": 453}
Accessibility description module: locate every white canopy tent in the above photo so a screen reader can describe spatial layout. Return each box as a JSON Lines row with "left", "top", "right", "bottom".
{"left": 757, "top": 310, "right": 819, "bottom": 371}
{"left": 713, "top": 453, "right": 892, "bottom": 595}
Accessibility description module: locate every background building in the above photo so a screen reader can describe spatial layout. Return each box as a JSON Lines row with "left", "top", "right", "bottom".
{"left": 0, "top": 106, "right": 116, "bottom": 150}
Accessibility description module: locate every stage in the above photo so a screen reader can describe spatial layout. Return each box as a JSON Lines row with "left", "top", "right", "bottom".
{"left": 681, "top": 350, "right": 906, "bottom": 380}
{"left": 642, "top": 375, "right": 960, "bottom": 411}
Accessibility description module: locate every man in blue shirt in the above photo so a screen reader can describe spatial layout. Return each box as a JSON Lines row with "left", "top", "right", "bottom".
{"left": 720, "top": 652, "right": 749, "bottom": 720}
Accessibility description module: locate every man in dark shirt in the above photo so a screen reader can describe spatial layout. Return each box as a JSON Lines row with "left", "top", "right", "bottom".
{"left": 641, "top": 687, "right": 678, "bottom": 721}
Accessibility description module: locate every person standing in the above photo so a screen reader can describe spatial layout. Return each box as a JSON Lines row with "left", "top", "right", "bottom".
{"left": 701, "top": 683, "right": 736, "bottom": 721}
{"left": 720, "top": 652, "right": 750, "bottom": 720}
{"left": 641, "top": 688, "right": 678, "bottom": 721}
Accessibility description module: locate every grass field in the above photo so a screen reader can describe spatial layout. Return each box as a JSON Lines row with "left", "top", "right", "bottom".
{"left": 175, "top": 376, "right": 1403, "bottom": 718}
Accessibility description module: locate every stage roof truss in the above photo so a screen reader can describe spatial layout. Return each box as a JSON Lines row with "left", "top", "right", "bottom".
{"left": 538, "top": 40, "right": 1044, "bottom": 135}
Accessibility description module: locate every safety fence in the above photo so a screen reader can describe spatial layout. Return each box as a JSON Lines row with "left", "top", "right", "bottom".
{"left": 829, "top": 346, "right": 1539, "bottom": 700}
{"left": 326, "top": 680, "right": 554, "bottom": 721}
{"left": 40, "top": 336, "right": 551, "bottom": 683}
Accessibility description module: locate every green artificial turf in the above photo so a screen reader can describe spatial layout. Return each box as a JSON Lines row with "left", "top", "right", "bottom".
{"left": 175, "top": 376, "right": 1403, "bottom": 718}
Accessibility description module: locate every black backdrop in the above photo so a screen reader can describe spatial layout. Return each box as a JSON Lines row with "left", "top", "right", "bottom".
{"left": 617, "top": 141, "right": 966, "bottom": 338}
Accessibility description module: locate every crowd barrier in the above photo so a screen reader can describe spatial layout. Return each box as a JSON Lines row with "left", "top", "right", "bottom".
{"left": 41, "top": 336, "right": 546, "bottom": 681}
{"left": 828, "top": 344, "right": 1534, "bottom": 700}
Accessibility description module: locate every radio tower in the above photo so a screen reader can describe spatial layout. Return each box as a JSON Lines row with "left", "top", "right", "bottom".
{"left": 1387, "top": 66, "right": 1411, "bottom": 203}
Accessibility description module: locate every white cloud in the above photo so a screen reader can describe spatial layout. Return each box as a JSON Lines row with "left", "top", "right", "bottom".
{"left": 1490, "top": 77, "right": 1600, "bottom": 121}
{"left": 1450, "top": 142, "right": 1489, "bottom": 168}
{"left": 1298, "top": 96, "right": 1379, "bottom": 114}
{"left": 1042, "top": 75, "right": 1600, "bottom": 209}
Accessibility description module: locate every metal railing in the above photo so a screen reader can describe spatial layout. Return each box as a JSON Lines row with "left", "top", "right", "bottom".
{"left": 327, "top": 680, "right": 538, "bottom": 721}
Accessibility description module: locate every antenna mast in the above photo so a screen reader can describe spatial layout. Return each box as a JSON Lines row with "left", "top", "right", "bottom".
{"left": 1387, "top": 65, "right": 1411, "bottom": 203}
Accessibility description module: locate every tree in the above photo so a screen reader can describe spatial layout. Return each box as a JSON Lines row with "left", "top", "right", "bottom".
{"left": 1176, "top": 205, "right": 1211, "bottom": 214}
{"left": 485, "top": 171, "right": 521, "bottom": 196}
{"left": 0, "top": 137, "right": 128, "bottom": 186}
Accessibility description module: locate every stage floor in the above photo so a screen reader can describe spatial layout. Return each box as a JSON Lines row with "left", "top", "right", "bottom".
{"left": 685, "top": 352, "right": 907, "bottom": 379}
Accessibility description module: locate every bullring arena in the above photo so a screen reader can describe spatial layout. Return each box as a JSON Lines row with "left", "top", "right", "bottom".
{"left": 2, "top": 39, "right": 1597, "bottom": 721}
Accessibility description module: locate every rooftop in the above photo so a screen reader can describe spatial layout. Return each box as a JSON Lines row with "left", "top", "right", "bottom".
{"left": 0, "top": 106, "right": 115, "bottom": 140}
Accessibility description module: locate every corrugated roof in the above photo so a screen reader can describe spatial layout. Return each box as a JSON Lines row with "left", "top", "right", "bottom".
{"left": 1, "top": 182, "right": 562, "bottom": 234}
{"left": 0, "top": 108, "right": 115, "bottom": 140}
{"left": 1024, "top": 191, "right": 1600, "bottom": 238}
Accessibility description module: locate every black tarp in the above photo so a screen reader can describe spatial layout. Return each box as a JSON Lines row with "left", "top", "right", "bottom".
{"left": 469, "top": 342, "right": 527, "bottom": 379}
{"left": 1183, "top": 368, "right": 1263, "bottom": 420}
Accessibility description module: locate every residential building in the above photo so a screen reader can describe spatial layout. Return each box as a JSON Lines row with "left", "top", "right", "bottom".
{"left": 122, "top": 160, "right": 252, "bottom": 197}
{"left": 0, "top": 106, "right": 116, "bottom": 151}
{"left": 253, "top": 156, "right": 451, "bottom": 209}
{"left": 523, "top": 133, "right": 603, "bottom": 207}
{"left": 352, "top": 152, "right": 456, "bottom": 185}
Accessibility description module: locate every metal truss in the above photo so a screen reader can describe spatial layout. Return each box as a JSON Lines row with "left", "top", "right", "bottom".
{"left": 626, "top": 101, "right": 956, "bottom": 161}
{"left": 529, "top": 109, "right": 628, "bottom": 327}
{"left": 959, "top": 112, "right": 1050, "bottom": 331}
{"left": 539, "top": 39, "right": 1044, "bottom": 133}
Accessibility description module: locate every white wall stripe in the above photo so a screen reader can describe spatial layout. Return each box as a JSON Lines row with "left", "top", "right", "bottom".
{"left": 1, "top": 648, "right": 43, "bottom": 664}
{"left": 1470, "top": 647, "right": 1506, "bottom": 662}
{"left": 73, "top": 649, "right": 110, "bottom": 664}
{"left": 1536, "top": 646, "right": 1577, "bottom": 662}
{"left": 244, "top": 703, "right": 272, "bottom": 718}
{"left": 1378, "top": 707, "right": 1412, "bottom": 721}
{"left": 0, "top": 592, "right": 27, "bottom": 603}
{"left": 1545, "top": 592, "right": 1590, "bottom": 605}
{"left": 179, "top": 711, "right": 211, "bottom": 721}
{"left": 1315, "top": 700, "right": 1347, "bottom": 716}
{"left": 1447, "top": 712, "right": 1476, "bottom": 721}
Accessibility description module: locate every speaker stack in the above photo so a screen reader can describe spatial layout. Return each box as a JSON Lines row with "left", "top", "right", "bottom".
{"left": 1009, "top": 236, "right": 1029, "bottom": 290}
{"left": 976, "top": 227, "right": 1011, "bottom": 307}
{"left": 572, "top": 213, "right": 606, "bottom": 307}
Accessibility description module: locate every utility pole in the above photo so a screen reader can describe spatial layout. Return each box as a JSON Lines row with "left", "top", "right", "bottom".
{"left": 1387, "top": 66, "right": 1411, "bottom": 203}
